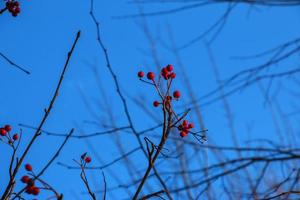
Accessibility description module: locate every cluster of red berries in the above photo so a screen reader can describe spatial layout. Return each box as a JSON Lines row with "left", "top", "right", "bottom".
{"left": 0, "top": 125, "right": 19, "bottom": 141}
{"left": 178, "top": 120, "right": 194, "bottom": 137}
{"left": 137, "top": 64, "right": 176, "bottom": 81}
{"left": 5, "top": 0, "right": 20, "bottom": 17}
{"left": 138, "top": 65, "right": 181, "bottom": 107}
{"left": 81, "top": 153, "right": 92, "bottom": 164}
{"left": 21, "top": 164, "right": 41, "bottom": 196}
{"left": 161, "top": 64, "right": 176, "bottom": 80}
{"left": 138, "top": 64, "right": 195, "bottom": 138}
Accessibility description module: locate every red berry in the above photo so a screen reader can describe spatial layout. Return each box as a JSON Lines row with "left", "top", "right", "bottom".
{"left": 173, "top": 90, "right": 181, "bottom": 98}
{"left": 188, "top": 123, "right": 194, "bottom": 129}
{"left": 161, "top": 67, "right": 168, "bottom": 74}
{"left": 4, "top": 125, "right": 12, "bottom": 132}
{"left": 153, "top": 101, "right": 160, "bottom": 107}
{"left": 21, "top": 175, "right": 30, "bottom": 183}
{"left": 8, "top": 6, "right": 14, "bottom": 12}
{"left": 137, "top": 71, "right": 144, "bottom": 78}
{"left": 25, "top": 164, "right": 32, "bottom": 171}
{"left": 147, "top": 72, "right": 155, "bottom": 80}
{"left": 180, "top": 131, "right": 187, "bottom": 137}
{"left": 13, "top": 134, "right": 19, "bottom": 141}
{"left": 26, "top": 186, "right": 34, "bottom": 194}
{"left": 170, "top": 73, "right": 176, "bottom": 79}
{"left": 32, "top": 187, "right": 40, "bottom": 195}
{"left": 85, "top": 157, "right": 91, "bottom": 163}
{"left": 14, "top": 7, "right": 20, "bottom": 13}
{"left": 166, "top": 64, "right": 173, "bottom": 72}
{"left": 162, "top": 73, "right": 169, "bottom": 80}
{"left": 27, "top": 178, "right": 35, "bottom": 186}
{"left": 183, "top": 120, "right": 188, "bottom": 126}
{"left": 14, "top": 1, "right": 20, "bottom": 7}
{"left": 0, "top": 128, "right": 7, "bottom": 136}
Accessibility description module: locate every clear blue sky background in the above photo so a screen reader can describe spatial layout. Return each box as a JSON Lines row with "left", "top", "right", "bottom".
{"left": 0, "top": 1, "right": 299, "bottom": 199}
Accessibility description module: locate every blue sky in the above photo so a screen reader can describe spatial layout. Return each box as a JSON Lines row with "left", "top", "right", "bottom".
{"left": 1, "top": 0, "right": 300, "bottom": 199}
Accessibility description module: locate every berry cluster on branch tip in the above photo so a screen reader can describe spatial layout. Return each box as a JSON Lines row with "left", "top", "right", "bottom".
{"left": 5, "top": 0, "right": 20, "bottom": 17}
{"left": 0, "top": 124, "right": 19, "bottom": 143}
{"left": 137, "top": 64, "right": 194, "bottom": 138}
{"left": 21, "top": 164, "right": 41, "bottom": 196}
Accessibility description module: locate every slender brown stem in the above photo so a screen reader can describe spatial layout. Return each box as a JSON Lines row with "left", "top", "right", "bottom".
{"left": 11, "top": 129, "right": 74, "bottom": 200}
{"left": 132, "top": 105, "right": 173, "bottom": 199}
{"left": 1, "top": 31, "right": 81, "bottom": 200}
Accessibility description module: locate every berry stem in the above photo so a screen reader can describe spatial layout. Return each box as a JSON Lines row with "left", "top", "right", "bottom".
{"left": 1, "top": 31, "right": 81, "bottom": 200}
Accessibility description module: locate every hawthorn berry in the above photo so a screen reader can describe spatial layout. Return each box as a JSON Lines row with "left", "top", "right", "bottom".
{"left": 161, "top": 67, "right": 168, "bottom": 74}
{"left": 25, "top": 164, "right": 33, "bottom": 171}
{"left": 153, "top": 101, "right": 160, "bottom": 107}
{"left": 6, "top": 0, "right": 21, "bottom": 17}
{"left": 26, "top": 186, "right": 34, "bottom": 194}
{"left": 32, "top": 187, "right": 40, "bottom": 195}
{"left": 27, "top": 178, "right": 35, "bottom": 186}
{"left": 12, "top": 134, "right": 19, "bottom": 140}
{"left": 161, "top": 67, "right": 170, "bottom": 80}
{"left": 147, "top": 72, "right": 155, "bottom": 80}
{"left": 166, "top": 64, "right": 173, "bottom": 72}
{"left": 21, "top": 175, "right": 30, "bottom": 183}
{"left": 170, "top": 72, "right": 176, "bottom": 79}
{"left": 188, "top": 123, "right": 194, "bottom": 129}
{"left": 137, "top": 71, "right": 144, "bottom": 78}
{"left": 183, "top": 120, "right": 188, "bottom": 126}
{"left": 85, "top": 156, "right": 91, "bottom": 163}
{"left": 180, "top": 131, "right": 188, "bottom": 137}
{"left": 4, "top": 125, "right": 12, "bottom": 132}
{"left": 178, "top": 120, "right": 194, "bottom": 138}
{"left": 14, "top": 7, "right": 20, "bottom": 13}
{"left": 0, "top": 128, "right": 7, "bottom": 136}
{"left": 173, "top": 90, "right": 181, "bottom": 99}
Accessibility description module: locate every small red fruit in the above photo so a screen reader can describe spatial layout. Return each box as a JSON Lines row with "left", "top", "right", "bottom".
{"left": 14, "top": 7, "right": 20, "bottom": 14}
{"left": 147, "top": 72, "right": 155, "bottom": 80}
{"left": 32, "top": 187, "right": 40, "bottom": 195}
{"left": 26, "top": 186, "right": 34, "bottom": 194}
{"left": 183, "top": 120, "right": 188, "bottom": 126}
{"left": 4, "top": 125, "right": 12, "bottom": 132}
{"left": 137, "top": 71, "right": 144, "bottom": 78}
{"left": 0, "top": 128, "right": 7, "bottom": 136}
{"left": 153, "top": 101, "right": 160, "bottom": 107}
{"left": 85, "top": 157, "right": 91, "bottom": 163}
{"left": 25, "top": 164, "right": 33, "bottom": 171}
{"left": 21, "top": 175, "right": 30, "bottom": 183}
{"left": 161, "top": 67, "right": 168, "bottom": 74}
{"left": 13, "top": 134, "right": 19, "bottom": 141}
{"left": 173, "top": 90, "right": 181, "bottom": 98}
{"left": 180, "top": 131, "right": 187, "bottom": 137}
{"left": 166, "top": 64, "right": 173, "bottom": 72}
{"left": 170, "top": 73, "right": 176, "bottom": 79}
{"left": 27, "top": 178, "right": 35, "bottom": 186}
{"left": 188, "top": 123, "right": 194, "bottom": 128}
